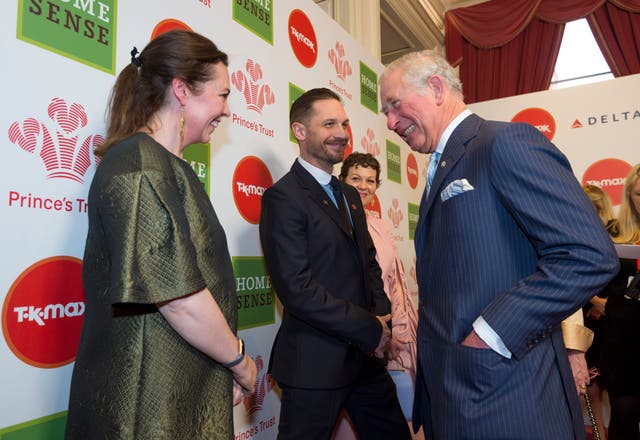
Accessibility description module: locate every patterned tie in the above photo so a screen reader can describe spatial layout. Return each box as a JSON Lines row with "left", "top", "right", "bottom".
{"left": 329, "top": 176, "right": 353, "bottom": 237}
{"left": 426, "top": 151, "right": 442, "bottom": 196}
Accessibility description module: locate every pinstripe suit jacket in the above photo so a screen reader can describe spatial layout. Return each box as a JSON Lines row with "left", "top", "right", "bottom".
{"left": 412, "top": 114, "right": 618, "bottom": 439}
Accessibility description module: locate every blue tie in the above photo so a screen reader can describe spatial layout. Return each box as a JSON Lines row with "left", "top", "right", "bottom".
{"left": 329, "top": 177, "right": 353, "bottom": 237}
{"left": 426, "top": 151, "right": 442, "bottom": 196}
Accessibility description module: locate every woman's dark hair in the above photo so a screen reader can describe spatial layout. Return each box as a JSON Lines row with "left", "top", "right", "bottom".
{"left": 96, "top": 30, "right": 228, "bottom": 157}
{"left": 339, "top": 152, "right": 381, "bottom": 186}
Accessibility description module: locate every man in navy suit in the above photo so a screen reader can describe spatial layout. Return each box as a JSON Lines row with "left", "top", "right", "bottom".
{"left": 259, "top": 88, "right": 411, "bottom": 440}
{"left": 379, "top": 51, "right": 619, "bottom": 439}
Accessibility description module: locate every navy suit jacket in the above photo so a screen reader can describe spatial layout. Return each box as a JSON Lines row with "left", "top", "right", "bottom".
{"left": 259, "top": 160, "right": 390, "bottom": 389}
{"left": 412, "top": 114, "right": 618, "bottom": 439}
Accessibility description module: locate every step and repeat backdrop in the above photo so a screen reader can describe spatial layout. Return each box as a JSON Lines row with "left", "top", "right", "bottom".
{"left": 1, "top": 0, "right": 637, "bottom": 438}
{"left": 470, "top": 74, "right": 639, "bottom": 208}
{"left": 0, "top": 1, "right": 426, "bottom": 438}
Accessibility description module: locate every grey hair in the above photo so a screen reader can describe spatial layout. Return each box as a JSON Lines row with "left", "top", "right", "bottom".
{"left": 380, "top": 50, "right": 463, "bottom": 95}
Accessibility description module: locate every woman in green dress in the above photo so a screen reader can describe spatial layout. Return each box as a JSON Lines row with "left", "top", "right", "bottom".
{"left": 65, "top": 30, "right": 257, "bottom": 439}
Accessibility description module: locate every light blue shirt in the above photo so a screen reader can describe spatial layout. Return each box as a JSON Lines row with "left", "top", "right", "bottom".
{"left": 297, "top": 157, "right": 338, "bottom": 207}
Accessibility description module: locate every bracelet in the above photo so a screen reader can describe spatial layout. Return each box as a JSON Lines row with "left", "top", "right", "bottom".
{"left": 221, "top": 338, "right": 245, "bottom": 368}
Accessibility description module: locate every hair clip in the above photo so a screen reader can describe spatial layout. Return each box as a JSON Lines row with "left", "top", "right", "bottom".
{"left": 130, "top": 47, "right": 142, "bottom": 67}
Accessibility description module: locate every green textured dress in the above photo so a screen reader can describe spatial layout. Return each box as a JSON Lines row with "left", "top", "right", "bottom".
{"left": 66, "top": 133, "right": 237, "bottom": 439}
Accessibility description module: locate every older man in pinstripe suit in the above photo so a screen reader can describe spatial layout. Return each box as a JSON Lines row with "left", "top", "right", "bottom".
{"left": 379, "top": 50, "right": 619, "bottom": 439}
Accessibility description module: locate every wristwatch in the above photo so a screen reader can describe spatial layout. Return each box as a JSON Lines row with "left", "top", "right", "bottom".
{"left": 221, "top": 338, "right": 245, "bottom": 368}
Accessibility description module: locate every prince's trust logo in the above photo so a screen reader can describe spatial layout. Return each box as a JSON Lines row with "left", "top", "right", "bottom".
{"left": 328, "top": 42, "right": 352, "bottom": 80}
{"left": 231, "top": 60, "right": 275, "bottom": 114}
{"left": 388, "top": 198, "right": 404, "bottom": 229}
{"left": 8, "top": 98, "right": 103, "bottom": 183}
{"left": 327, "top": 41, "right": 353, "bottom": 100}
{"left": 243, "top": 355, "right": 273, "bottom": 415}
{"left": 360, "top": 128, "right": 380, "bottom": 157}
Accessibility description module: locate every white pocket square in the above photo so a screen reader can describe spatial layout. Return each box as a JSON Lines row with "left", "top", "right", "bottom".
{"left": 441, "top": 178, "right": 474, "bottom": 202}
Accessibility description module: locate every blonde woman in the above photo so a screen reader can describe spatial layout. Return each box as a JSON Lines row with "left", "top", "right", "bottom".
{"left": 599, "top": 164, "right": 640, "bottom": 439}
{"left": 580, "top": 184, "right": 619, "bottom": 439}
{"left": 615, "top": 164, "right": 640, "bottom": 244}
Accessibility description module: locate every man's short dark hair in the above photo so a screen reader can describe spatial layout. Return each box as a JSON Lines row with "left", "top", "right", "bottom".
{"left": 289, "top": 88, "right": 342, "bottom": 125}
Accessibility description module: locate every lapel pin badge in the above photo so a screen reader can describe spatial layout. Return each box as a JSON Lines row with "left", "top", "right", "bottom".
{"left": 322, "top": 199, "right": 329, "bottom": 206}
{"left": 351, "top": 204, "right": 357, "bottom": 211}
{"left": 441, "top": 160, "right": 447, "bottom": 168}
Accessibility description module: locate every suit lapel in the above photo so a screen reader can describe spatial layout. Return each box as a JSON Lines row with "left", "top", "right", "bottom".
{"left": 344, "top": 185, "right": 365, "bottom": 244}
{"left": 291, "top": 161, "right": 355, "bottom": 240}
{"left": 415, "top": 114, "right": 482, "bottom": 246}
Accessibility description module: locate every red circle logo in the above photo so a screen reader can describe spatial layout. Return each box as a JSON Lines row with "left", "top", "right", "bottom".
{"left": 288, "top": 9, "right": 318, "bottom": 68}
{"left": 366, "top": 193, "right": 382, "bottom": 219}
{"left": 406, "top": 153, "right": 418, "bottom": 189}
{"left": 511, "top": 107, "right": 556, "bottom": 140}
{"left": 343, "top": 124, "right": 354, "bottom": 161}
{"left": 581, "top": 158, "right": 632, "bottom": 206}
{"left": 151, "top": 19, "right": 193, "bottom": 39}
{"left": 232, "top": 156, "right": 273, "bottom": 224}
{"left": 2, "top": 256, "right": 85, "bottom": 368}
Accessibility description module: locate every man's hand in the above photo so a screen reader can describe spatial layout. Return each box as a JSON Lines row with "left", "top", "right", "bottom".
{"left": 461, "top": 329, "right": 490, "bottom": 349}
{"left": 387, "top": 336, "right": 405, "bottom": 361}
{"left": 567, "top": 349, "right": 589, "bottom": 395}
{"left": 373, "top": 314, "right": 391, "bottom": 358}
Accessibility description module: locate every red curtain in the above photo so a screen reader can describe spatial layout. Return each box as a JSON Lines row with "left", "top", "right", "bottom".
{"left": 445, "top": 0, "right": 640, "bottom": 103}
{"left": 588, "top": 1, "right": 640, "bottom": 76}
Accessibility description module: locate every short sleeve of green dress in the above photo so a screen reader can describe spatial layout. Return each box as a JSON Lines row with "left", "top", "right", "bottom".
{"left": 66, "top": 134, "right": 238, "bottom": 440}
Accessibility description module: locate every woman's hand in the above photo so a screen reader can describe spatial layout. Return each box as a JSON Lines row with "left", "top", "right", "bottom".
{"left": 232, "top": 380, "right": 246, "bottom": 406}
{"left": 587, "top": 296, "right": 607, "bottom": 320}
{"left": 230, "top": 354, "right": 257, "bottom": 394}
{"left": 567, "top": 349, "right": 589, "bottom": 395}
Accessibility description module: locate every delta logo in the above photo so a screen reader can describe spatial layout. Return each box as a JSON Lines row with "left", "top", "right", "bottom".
{"left": 361, "top": 128, "right": 380, "bottom": 157}
{"left": 388, "top": 197, "right": 404, "bottom": 229}
{"left": 232, "top": 156, "right": 273, "bottom": 224}
{"left": 572, "top": 108, "right": 640, "bottom": 128}
{"left": 232, "top": 60, "right": 276, "bottom": 114}
{"left": 8, "top": 98, "right": 103, "bottom": 183}
{"left": 2, "top": 256, "right": 85, "bottom": 368}
{"left": 233, "top": 0, "right": 273, "bottom": 45}
{"left": 406, "top": 153, "right": 418, "bottom": 189}
{"left": 581, "top": 158, "right": 632, "bottom": 206}
{"left": 288, "top": 9, "right": 318, "bottom": 68}
{"left": 511, "top": 107, "right": 556, "bottom": 140}
{"left": 18, "top": 0, "right": 116, "bottom": 74}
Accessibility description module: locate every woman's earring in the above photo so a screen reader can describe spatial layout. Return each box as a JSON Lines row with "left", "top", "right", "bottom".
{"left": 178, "top": 105, "right": 185, "bottom": 149}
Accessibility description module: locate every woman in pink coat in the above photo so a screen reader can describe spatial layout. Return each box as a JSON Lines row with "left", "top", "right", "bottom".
{"left": 333, "top": 152, "right": 420, "bottom": 439}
